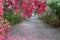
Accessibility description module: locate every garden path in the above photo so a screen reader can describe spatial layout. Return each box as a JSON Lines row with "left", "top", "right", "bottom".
{"left": 6, "top": 16, "right": 60, "bottom": 40}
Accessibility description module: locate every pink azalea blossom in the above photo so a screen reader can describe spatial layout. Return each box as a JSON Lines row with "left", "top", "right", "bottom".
{"left": 0, "top": 27, "right": 3, "bottom": 32}
{"left": 0, "top": 16, "right": 2, "bottom": 20}
{"left": 22, "top": 0, "right": 26, "bottom": 2}
{"left": 0, "top": 0, "right": 2, "bottom": 2}
{"left": 0, "top": 5, "right": 4, "bottom": 9}
{"left": 8, "top": 5, "right": 12, "bottom": 9}
{"left": 15, "top": 9, "right": 20, "bottom": 14}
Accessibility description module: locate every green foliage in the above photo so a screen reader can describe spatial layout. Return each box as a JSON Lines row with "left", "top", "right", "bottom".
{"left": 48, "top": 0, "right": 60, "bottom": 19}
{"left": 3, "top": 10, "right": 22, "bottom": 26}
{"left": 38, "top": 0, "right": 60, "bottom": 27}
{"left": 40, "top": 13, "right": 48, "bottom": 20}
{"left": 39, "top": 12, "right": 60, "bottom": 27}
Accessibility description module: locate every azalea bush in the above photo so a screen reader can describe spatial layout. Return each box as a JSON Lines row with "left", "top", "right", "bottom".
{"left": 22, "top": 0, "right": 47, "bottom": 19}
{"left": 0, "top": 0, "right": 11, "bottom": 40}
{"left": 0, "top": 18, "right": 11, "bottom": 40}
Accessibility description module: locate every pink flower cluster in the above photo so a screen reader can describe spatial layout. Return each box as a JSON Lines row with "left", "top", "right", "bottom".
{"left": 4, "top": 0, "right": 47, "bottom": 20}
{"left": 0, "top": 0, "right": 4, "bottom": 16}
{"left": 5, "top": 0, "right": 20, "bottom": 14}
{"left": 37, "top": 1, "right": 47, "bottom": 14}
{"left": 0, "top": 17, "right": 11, "bottom": 40}
{"left": 0, "top": 18, "right": 11, "bottom": 40}
{"left": 0, "top": 0, "right": 11, "bottom": 40}
{"left": 22, "top": 0, "right": 47, "bottom": 19}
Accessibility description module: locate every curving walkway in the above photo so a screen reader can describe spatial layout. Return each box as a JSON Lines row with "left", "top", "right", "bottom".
{"left": 6, "top": 16, "right": 60, "bottom": 40}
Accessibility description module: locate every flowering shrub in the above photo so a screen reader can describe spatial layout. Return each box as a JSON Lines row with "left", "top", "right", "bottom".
{"left": 3, "top": 0, "right": 46, "bottom": 20}
{"left": 0, "top": 17, "right": 11, "bottom": 40}
{"left": 0, "top": 0, "right": 11, "bottom": 40}
{"left": 21, "top": 0, "right": 47, "bottom": 19}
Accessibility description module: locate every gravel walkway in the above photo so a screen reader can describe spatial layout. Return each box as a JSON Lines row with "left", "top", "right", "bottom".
{"left": 6, "top": 16, "right": 60, "bottom": 40}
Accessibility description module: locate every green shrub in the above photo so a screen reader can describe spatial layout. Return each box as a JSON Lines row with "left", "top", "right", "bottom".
{"left": 48, "top": 0, "right": 60, "bottom": 19}
{"left": 39, "top": 0, "right": 60, "bottom": 27}
{"left": 39, "top": 12, "right": 60, "bottom": 27}
{"left": 47, "top": 0, "right": 60, "bottom": 27}
{"left": 3, "top": 10, "right": 22, "bottom": 26}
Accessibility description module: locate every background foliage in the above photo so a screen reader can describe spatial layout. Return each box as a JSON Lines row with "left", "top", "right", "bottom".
{"left": 39, "top": 0, "right": 60, "bottom": 28}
